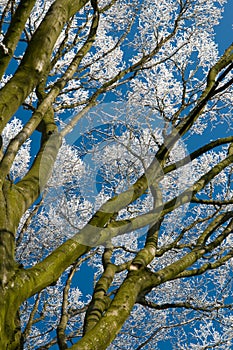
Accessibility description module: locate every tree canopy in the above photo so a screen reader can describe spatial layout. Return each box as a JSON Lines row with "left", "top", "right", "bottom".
{"left": 0, "top": 0, "right": 233, "bottom": 349}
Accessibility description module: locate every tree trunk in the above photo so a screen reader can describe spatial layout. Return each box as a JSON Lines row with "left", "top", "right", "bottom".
{"left": 0, "top": 298, "right": 23, "bottom": 350}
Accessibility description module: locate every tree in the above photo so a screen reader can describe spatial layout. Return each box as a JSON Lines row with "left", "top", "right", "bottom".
{"left": 0, "top": 0, "right": 233, "bottom": 348}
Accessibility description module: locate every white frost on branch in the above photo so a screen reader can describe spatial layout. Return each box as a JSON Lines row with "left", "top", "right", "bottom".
{"left": 2, "top": 117, "right": 31, "bottom": 180}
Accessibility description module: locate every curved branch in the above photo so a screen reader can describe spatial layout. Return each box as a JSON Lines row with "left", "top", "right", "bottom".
{"left": 0, "top": 0, "right": 88, "bottom": 132}
{"left": 137, "top": 297, "right": 233, "bottom": 312}
{"left": 175, "top": 43, "right": 233, "bottom": 136}
{"left": 57, "top": 264, "right": 77, "bottom": 350}
{"left": 75, "top": 152, "right": 233, "bottom": 246}
{"left": 164, "top": 136, "right": 233, "bottom": 174}
{"left": 0, "top": 0, "right": 37, "bottom": 79}
{"left": 191, "top": 197, "right": 233, "bottom": 205}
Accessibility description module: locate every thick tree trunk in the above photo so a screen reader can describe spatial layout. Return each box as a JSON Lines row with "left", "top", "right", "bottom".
{"left": 0, "top": 185, "right": 25, "bottom": 349}
{"left": 0, "top": 298, "right": 23, "bottom": 350}
{"left": 0, "top": 232, "right": 22, "bottom": 348}
{"left": 0, "top": 184, "right": 24, "bottom": 286}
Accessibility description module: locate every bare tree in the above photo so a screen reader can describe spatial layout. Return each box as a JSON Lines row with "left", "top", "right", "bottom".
{"left": 0, "top": 0, "right": 233, "bottom": 349}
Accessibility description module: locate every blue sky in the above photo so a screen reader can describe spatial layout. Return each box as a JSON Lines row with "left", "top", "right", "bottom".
{"left": 215, "top": 0, "right": 233, "bottom": 53}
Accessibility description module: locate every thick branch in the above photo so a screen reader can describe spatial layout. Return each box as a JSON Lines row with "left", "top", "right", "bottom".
{"left": 0, "top": 0, "right": 88, "bottom": 132}
{"left": 57, "top": 265, "right": 77, "bottom": 350}
{"left": 10, "top": 240, "right": 90, "bottom": 303}
{"left": 0, "top": 0, "right": 37, "bottom": 79}
{"left": 15, "top": 132, "right": 62, "bottom": 211}
{"left": 83, "top": 263, "right": 116, "bottom": 334}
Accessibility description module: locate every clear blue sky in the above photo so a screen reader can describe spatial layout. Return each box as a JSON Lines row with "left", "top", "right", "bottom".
{"left": 215, "top": 0, "right": 233, "bottom": 53}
